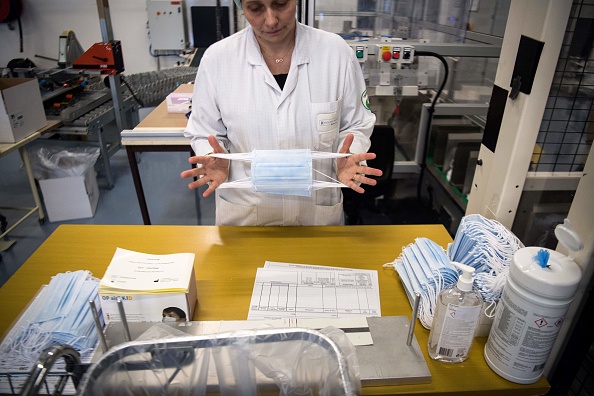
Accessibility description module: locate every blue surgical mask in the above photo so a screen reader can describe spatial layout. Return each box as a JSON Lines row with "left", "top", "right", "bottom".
{"left": 388, "top": 238, "right": 458, "bottom": 329}
{"left": 0, "top": 270, "right": 102, "bottom": 365}
{"left": 211, "top": 150, "right": 351, "bottom": 194}
{"left": 251, "top": 149, "right": 313, "bottom": 197}
{"left": 447, "top": 214, "right": 523, "bottom": 302}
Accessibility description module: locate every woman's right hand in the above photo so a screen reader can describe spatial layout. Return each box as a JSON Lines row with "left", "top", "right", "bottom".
{"left": 180, "top": 135, "right": 229, "bottom": 198}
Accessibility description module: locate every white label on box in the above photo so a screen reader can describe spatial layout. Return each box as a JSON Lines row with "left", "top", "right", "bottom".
{"left": 10, "top": 112, "right": 25, "bottom": 129}
{"left": 99, "top": 293, "right": 191, "bottom": 324}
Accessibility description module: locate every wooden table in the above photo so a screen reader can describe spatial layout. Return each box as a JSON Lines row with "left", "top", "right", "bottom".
{"left": 0, "top": 120, "right": 62, "bottom": 248}
{"left": 0, "top": 224, "right": 550, "bottom": 395}
{"left": 120, "top": 84, "right": 194, "bottom": 225}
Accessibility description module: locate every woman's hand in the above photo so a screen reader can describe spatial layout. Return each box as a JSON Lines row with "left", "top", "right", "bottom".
{"left": 180, "top": 135, "right": 229, "bottom": 198}
{"left": 337, "top": 133, "right": 383, "bottom": 194}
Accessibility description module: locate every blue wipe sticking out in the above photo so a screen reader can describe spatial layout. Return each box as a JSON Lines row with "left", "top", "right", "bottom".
{"left": 535, "top": 249, "right": 550, "bottom": 268}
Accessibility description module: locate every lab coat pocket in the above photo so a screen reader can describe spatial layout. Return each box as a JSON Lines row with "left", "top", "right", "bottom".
{"left": 215, "top": 194, "right": 257, "bottom": 226}
{"left": 311, "top": 97, "right": 342, "bottom": 150}
{"left": 313, "top": 195, "right": 344, "bottom": 225}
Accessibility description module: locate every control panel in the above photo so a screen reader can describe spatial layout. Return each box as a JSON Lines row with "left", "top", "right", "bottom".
{"left": 349, "top": 44, "right": 368, "bottom": 62}
{"left": 376, "top": 45, "right": 415, "bottom": 64}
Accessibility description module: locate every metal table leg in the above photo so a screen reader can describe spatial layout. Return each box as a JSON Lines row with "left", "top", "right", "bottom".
{"left": 19, "top": 146, "right": 45, "bottom": 223}
{"left": 125, "top": 145, "right": 195, "bottom": 225}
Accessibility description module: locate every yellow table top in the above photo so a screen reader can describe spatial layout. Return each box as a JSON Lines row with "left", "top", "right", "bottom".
{"left": 0, "top": 224, "right": 550, "bottom": 395}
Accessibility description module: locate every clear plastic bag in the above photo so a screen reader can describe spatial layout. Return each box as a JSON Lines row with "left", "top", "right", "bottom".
{"left": 78, "top": 326, "right": 361, "bottom": 395}
{"left": 28, "top": 146, "right": 100, "bottom": 180}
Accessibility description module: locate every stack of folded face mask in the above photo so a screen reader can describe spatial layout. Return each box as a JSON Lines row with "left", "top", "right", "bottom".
{"left": 0, "top": 270, "right": 102, "bottom": 366}
{"left": 447, "top": 214, "right": 524, "bottom": 305}
{"left": 384, "top": 238, "right": 458, "bottom": 329}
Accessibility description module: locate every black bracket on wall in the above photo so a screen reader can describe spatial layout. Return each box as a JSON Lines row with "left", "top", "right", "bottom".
{"left": 483, "top": 85, "right": 509, "bottom": 153}
{"left": 509, "top": 35, "right": 545, "bottom": 100}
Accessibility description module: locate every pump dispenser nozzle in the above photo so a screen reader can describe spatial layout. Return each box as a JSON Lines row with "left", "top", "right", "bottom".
{"left": 452, "top": 262, "right": 475, "bottom": 292}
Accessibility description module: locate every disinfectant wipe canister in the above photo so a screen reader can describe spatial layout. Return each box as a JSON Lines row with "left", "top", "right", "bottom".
{"left": 484, "top": 246, "right": 581, "bottom": 384}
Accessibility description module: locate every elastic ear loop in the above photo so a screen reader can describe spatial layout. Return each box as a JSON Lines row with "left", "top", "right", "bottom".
{"left": 212, "top": 152, "right": 351, "bottom": 190}
{"left": 313, "top": 168, "right": 342, "bottom": 184}
{"left": 484, "top": 300, "right": 498, "bottom": 318}
{"left": 14, "top": 324, "right": 53, "bottom": 363}
{"left": 382, "top": 260, "right": 396, "bottom": 268}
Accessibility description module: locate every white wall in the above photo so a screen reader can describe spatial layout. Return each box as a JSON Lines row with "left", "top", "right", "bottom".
{"left": 0, "top": 0, "right": 233, "bottom": 75}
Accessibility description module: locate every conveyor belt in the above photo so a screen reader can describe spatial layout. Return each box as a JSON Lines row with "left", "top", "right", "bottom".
{"left": 59, "top": 95, "right": 138, "bottom": 135}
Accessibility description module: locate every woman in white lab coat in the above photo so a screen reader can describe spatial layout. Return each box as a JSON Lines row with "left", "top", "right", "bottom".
{"left": 181, "top": 0, "right": 381, "bottom": 226}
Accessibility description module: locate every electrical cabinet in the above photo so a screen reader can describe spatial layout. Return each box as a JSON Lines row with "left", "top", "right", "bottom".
{"left": 147, "top": 0, "right": 189, "bottom": 50}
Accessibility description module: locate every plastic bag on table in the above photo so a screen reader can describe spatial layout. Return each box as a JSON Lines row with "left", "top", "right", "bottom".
{"left": 28, "top": 146, "right": 100, "bottom": 180}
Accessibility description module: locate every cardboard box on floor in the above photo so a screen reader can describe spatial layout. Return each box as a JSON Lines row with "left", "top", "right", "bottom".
{"left": 39, "top": 167, "right": 100, "bottom": 222}
{"left": 0, "top": 78, "right": 47, "bottom": 143}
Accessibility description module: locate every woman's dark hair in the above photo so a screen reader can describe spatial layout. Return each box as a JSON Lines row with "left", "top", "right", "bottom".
{"left": 163, "top": 306, "right": 187, "bottom": 319}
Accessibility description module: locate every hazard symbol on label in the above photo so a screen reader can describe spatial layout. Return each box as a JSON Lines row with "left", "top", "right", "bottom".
{"left": 555, "top": 318, "right": 563, "bottom": 327}
{"left": 535, "top": 318, "right": 548, "bottom": 328}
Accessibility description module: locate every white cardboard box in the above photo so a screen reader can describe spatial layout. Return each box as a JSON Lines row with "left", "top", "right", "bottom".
{"left": 0, "top": 78, "right": 46, "bottom": 143}
{"left": 166, "top": 92, "right": 192, "bottom": 113}
{"left": 99, "top": 267, "right": 197, "bottom": 324}
{"left": 39, "top": 168, "right": 100, "bottom": 222}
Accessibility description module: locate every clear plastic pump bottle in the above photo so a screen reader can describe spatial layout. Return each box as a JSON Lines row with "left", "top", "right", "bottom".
{"left": 428, "top": 262, "right": 483, "bottom": 363}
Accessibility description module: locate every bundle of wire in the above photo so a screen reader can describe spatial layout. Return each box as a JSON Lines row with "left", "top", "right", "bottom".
{"left": 447, "top": 214, "right": 524, "bottom": 306}
{"left": 0, "top": 270, "right": 102, "bottom": 366}
{"left": 384, "top": 238, "right": 458, "bottom": 329}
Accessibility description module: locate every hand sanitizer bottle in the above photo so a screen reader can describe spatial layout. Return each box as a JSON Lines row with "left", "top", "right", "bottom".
{"left": 428, "top": 262, "right": 483, "bottom": 363}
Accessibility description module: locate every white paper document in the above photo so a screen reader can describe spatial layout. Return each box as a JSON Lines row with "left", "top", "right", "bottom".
{"left": 100, "top": 248, "right": 195, "bottom": 294}
{"left": 248, "top": 261, "right": 381, "bottom": 320}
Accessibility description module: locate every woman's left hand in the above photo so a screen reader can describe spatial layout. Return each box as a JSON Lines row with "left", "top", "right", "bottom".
{"left": 337, "top": 133, "right": 383, "bottom": 193}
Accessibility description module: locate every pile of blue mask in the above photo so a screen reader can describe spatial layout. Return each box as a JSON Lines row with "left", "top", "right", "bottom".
{"left": 447, "top": 214, "right": 524, "bottom": 303}
{"left": 0, "top": 270, "right": 102, "bottom": 366}
{"left": 391, "top": 238, "right": 458, "bottom": 329}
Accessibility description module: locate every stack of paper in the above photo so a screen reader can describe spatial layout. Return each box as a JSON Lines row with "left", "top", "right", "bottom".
{"left": 99, "top": 248, "right": 197, "bottom": 324}
{"left": 100, "top": 248, "right": 195, "bottom": 294}
{"left": 248, "top": 261, "right": 381, "bottom": 321}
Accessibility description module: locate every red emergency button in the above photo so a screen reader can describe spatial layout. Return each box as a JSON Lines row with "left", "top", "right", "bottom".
{"left": 382, "top": 51, "right": 392, "bottom": 62}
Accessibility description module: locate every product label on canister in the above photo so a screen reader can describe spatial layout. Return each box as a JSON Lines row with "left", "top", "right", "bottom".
{"left": 486, "top": 288, "right": 567, "bottom": 379}
{"left": 436, "top": 304, "right": 482, "bottom": 359}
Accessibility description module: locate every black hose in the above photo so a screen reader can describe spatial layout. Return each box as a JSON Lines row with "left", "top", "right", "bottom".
{"left": 414, "top": 51, "right": 450, "bottom": 205}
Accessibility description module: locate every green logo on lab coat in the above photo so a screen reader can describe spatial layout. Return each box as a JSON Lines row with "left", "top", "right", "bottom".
{"left": 361, "top": 90, "right": 370, "bottom": 110}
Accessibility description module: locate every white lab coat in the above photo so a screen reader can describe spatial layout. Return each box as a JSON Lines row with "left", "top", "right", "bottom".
{"left": 184, "top": 22, "right": 375, "bottom": 226}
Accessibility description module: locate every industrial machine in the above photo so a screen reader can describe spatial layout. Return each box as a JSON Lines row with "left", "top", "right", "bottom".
{"left": 337, "top": 35, "right": 500, "bottom": 232}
